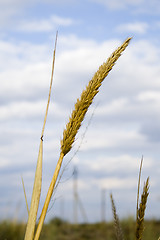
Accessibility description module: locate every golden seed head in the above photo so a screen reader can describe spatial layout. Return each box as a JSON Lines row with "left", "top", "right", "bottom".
{"left": 61, "top": 37, "right": 131, "bottom": 156}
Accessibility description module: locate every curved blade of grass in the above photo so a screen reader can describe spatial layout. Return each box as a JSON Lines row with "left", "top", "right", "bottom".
{"left": 24, "top": 32, "right": 58, "bottom": 240}
{"left": 21, "top": 175, "right": 29, "bottom": 215}
{"left": 41, "top": 31, "right": 58, "bottom": 139}
{"left": 34, "top": 37, "right": 131, "bottom": 240}
{"left": 24, "top": 140, "right": 43, "bottom": 240}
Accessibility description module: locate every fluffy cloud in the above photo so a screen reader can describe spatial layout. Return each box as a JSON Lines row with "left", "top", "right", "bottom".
{"left": 90, "top": 0, "right": 144, "bottom": 10}
{"left": 116, "top": 22, "right": 149, "bottom": 34}
{"left": 0, "top": 0, "right": 76, "bottom": 29}
{"left": 90, "top": 0, "right": 160, "bottom": 13}
{"left": 16, "top": 15, "right": 74, "bottom": 32}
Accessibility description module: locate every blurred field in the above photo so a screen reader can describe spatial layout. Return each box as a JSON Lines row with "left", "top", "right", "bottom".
{"left": 0, "top": 217, "right": 160, "bottom": 240}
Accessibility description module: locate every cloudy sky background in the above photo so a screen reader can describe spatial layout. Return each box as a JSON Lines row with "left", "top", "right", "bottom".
{"left": 1, "top": 0, "right": 160, "bottom": 223}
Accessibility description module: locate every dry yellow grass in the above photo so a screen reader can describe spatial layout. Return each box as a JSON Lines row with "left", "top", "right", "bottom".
{"left": 61, "top": 37, "right": 131, "bottom": 156}
{"left": 23, "top": 36, "right": 131, "bottom": 240}
{"left": 135, "top": 177, "right": 149, "bottom": 240}
{"left": 24, "top": 32, "right": 58, "bottom": 240}
{"left": 110, "top": 157, "right": 150, "bottom": 240}
{"left": 110, "top": 193, "right": 124, "bottom": 240}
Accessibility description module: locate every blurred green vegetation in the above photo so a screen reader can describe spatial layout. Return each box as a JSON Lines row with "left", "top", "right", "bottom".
{"left": 0, "top": 217, "right": 160, "bottom": 240}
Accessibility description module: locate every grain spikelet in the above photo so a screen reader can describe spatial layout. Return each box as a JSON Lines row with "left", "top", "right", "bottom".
{"left": 135, "top": 177, "right": 149, "bottom": 240}
{"left": 61, "top": 37, "right": 132, "bottom": 156}
{"left": 110, "top": 193, "right": 124, "bottom": 240}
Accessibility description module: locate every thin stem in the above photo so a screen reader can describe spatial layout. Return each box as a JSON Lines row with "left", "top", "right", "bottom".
{"left": 21, "top": 175, "right": 29, "bottom": 215}
{"left": 34, "top": 152, "right": 64, "bottom": 240}
{"left": 41, "top": 31, "right": 58, "bottom": 138}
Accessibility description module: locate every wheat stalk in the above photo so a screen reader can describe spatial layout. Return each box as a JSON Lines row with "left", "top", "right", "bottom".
{"left": 135, "top": 177, "right": 149, "bottom": 240}
{"left": 110, "top": 193, "right": 124, "bottom": 240}
{"left": 33, "top": 37, "right": 131, "bottom": 240}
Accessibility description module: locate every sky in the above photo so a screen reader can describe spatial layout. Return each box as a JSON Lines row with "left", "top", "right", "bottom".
{"left": 1, "top": 0, "right": 160, "bottom": 224}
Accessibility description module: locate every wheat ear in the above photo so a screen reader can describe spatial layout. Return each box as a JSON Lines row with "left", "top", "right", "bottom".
{"left": 61, "top": 37, "right": 131, "bottom": 156}
{"left": 135, "top": 177, "right": 149, "bottom": 240}
{"left": 34, "top": 37, "right": 131, "bottom": 240}
{"left": 110, "top": 193, "right": 124, "bottom": 240}
{"left": 24, "top": 32, "right": 58, "bottom": 240}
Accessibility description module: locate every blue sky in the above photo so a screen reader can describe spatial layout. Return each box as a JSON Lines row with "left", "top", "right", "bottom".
{"left": 1, "top": 0, "right": 160, "bottom": 223}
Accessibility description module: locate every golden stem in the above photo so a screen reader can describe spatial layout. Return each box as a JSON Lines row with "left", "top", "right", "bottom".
{"left": 34, "top": 152, "right": 64, "bottom": 240}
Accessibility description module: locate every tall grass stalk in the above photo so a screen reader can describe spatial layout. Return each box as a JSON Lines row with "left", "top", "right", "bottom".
{"left": 110, "top": 193, "right": 124, "bottom": 240}
{"left": 24, "top": 32, "right": 58, "bottom": 240}
{"left": 135, "top": 177, "right": 149, "bottom": 240}
{"left": 24, "top": 36, "right": 131, "bottom": 240}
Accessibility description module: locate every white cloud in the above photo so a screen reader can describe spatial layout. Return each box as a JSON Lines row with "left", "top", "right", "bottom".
{"left": 137, "top": 91, "right": 160, "bottom": 102}
{"left": 84, "top": 154, "right": 152, "bottom": 173}
{"left": 0, "top": 100, "right": 68, "bottom": 122}
{"left": 116, "top": 22, "right": 149, "bottom": 34}
{"left": 90, "top": 0, "right": 160, "bottom": 13}
{"left": 96, "top": 177, "right": 137, "bottom": 189}
{"left": 16, "top": 15, "right": 74, "bottom": 32}
{"left": 0, "top": 0, "right": 79, "bottom": 28}
{"left": 0, "top": 0, "right": 34, "bottom": 26}
{"left": 90, "top": 0, "right": 144, "bottom": 10}
{"left": 78, "top": 127, "right": 146, "bottom": 151}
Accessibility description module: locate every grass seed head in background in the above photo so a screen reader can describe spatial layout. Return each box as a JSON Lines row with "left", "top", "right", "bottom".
{"left": 110, "top": 193, "right": 124, "bottom": 240}
{"left": 110, "top": 158, "right": 150, "bottom": 240}
{"left": 136, "top": 156, "right": 143, "bottom": 221}
{"left": 135, "top": 177, "right": 149, "bottom": 240}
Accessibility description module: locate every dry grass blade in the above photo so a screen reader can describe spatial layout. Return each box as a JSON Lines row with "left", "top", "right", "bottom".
{"left": 24, "top": 33, "right": 58, "bottom": 240}
{"left": 135, "top": 177, "right": 149, "bottom": 240}
{"left": 136, "top": 156, "right": 143, "bottom": 221}
{"left": 24, "top": 140, "right": 43, "bottom": 240}
{"left": 34, "top": 37, "right": 131, "bottom": 240}
{"left": 61, "top": 37, "right": 132, "bottom": 156}
{"left": 41, "top": 31, "right": 58, "bottom": 139}
{"left": 110, "top": 193, "right": 124, "bottom": 240}
{"left": 21, "top": 175, "right": 29, "bottom": 215}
